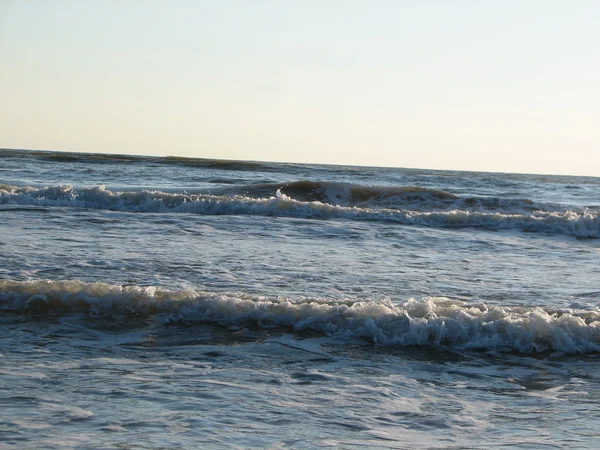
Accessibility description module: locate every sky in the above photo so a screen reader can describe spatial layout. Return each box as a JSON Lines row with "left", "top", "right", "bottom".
{"left": 0, "top": 1, "right": 599, "bottom": 176}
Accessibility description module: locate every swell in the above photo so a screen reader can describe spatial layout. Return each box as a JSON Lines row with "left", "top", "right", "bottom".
{"left": 1, "top": 184, "right": 598, "bottom": 238}
{"left": 2, "top": 279, "right": 600, "bottom": 354}
{"left": 237, "top": 181, "right": 459, "bottom": 207}
{"left": 159, "top": 156, "right": 271, "bottom": 171}
{"left": 1, "top": 149, "right": 147, "bottom": 164}
{"left": 1, "top": 149, "right": 274, "bottom": 171}
{"left": 235, "top": 180, "right": 551, "bottom": 213}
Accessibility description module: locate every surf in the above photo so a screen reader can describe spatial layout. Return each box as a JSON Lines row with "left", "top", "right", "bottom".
{"left": 2, "top": 279, "right": 600, "bottom": 354}
{"left": 1, "top": 183, "right": 598, "bottom": 238}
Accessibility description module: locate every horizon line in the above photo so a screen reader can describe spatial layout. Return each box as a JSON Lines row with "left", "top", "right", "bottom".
{"left": 1, "top": 146, "right": 597, "bottom": 179}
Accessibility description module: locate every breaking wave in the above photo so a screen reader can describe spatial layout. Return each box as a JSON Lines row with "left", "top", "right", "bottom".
{"left": 236, "top": 180, "right": 550, "bottom": 212}
{"left": 234, "top": 181, "right": 459, "bottom": 208}
{"left": 1, "top": 183, "right": 598, "bottom": 238}
{"left": 2, "top": 279, "right": 600, "bottom": 354}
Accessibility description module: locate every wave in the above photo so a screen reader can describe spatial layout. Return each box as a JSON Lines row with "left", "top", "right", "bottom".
{"left": 160, "top": 156, "right": 271, "bottom": 171}
{"left": 0, "top": 178, "right": 563, "bottom": 214}
{"left": 1, "top": 149, "right": 148, "bottom": 163}
{"left": 1, "top": 183, "right": 598, "bottom": 238}
{"left": 1, "top": 149, "right": 276, "bottom": 171}
{"left": 2, "top": 280, "right": 600, "bottom": 354}
{"left": 236, "top": 181, "right": 459, "bottom": 207}
{"left": 236, "top": 180, "right": 551, "bottom": 213}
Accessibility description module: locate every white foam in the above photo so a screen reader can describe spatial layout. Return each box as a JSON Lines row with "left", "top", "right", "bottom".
{"left": 2, "top": 280, "right": 600, "bottom": 354}
{"left": 1, "top": 184, "right": 598, "bottom": 237}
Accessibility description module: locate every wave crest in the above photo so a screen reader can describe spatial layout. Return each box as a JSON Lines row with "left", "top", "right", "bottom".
{"left": 1, "top": 184, "right": 598, "bottom": 238}
{"left": 2, "top": 280, "right": 600, "bottom": 354}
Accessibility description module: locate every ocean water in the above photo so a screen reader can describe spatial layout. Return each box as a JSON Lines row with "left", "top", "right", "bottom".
{"left": 1, "top": 148, "right": 600, "bottom": 449}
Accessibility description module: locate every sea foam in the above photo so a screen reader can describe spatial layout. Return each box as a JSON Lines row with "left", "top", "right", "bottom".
{"left": 1, "top": 184, "right": 598, "bottom": 238}
{"left": 2, "top": 280, "right": 600, "bottom": 354}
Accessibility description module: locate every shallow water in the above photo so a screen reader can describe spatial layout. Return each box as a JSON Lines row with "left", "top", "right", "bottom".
{"left": 3, "top": 317, "right": 600, "bottom": 449}
{"left": 1, "top": 149, "right": 600, "bottom": 448}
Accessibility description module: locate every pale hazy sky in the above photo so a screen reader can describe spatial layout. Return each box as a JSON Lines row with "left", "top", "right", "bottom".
{"left": 1, "top": 1, "right": 599, "bottom": 176}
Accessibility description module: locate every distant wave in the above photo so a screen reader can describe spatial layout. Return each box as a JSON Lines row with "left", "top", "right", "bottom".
{"left": 0, "top": 149, "right": 277, "bottom": 172}
{"left": 160, "top": 156, "right": 270, "bottom": 171}
{"left": 235, "top": 180, "right": 550, "bottom": 213}
{"left": 2, "top": 279, "right": 600, "bottom": 354}
{"left": 1, "top": 149, "right": 148, "bottom": 164}
{"left": 1, "top": 183, "right": 598, "bottom": 238}
{"left": 234, "top": 181, "right": 459, "bottom": 207}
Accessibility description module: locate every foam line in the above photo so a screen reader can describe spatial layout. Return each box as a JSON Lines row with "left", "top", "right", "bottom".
{"left": 2, "top": 280, "right": 600, "bottom": 354}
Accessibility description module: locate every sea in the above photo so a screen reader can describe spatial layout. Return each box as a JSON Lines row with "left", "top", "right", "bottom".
{"left": 1, "top": 148, "right": 600, "bottom": 449}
